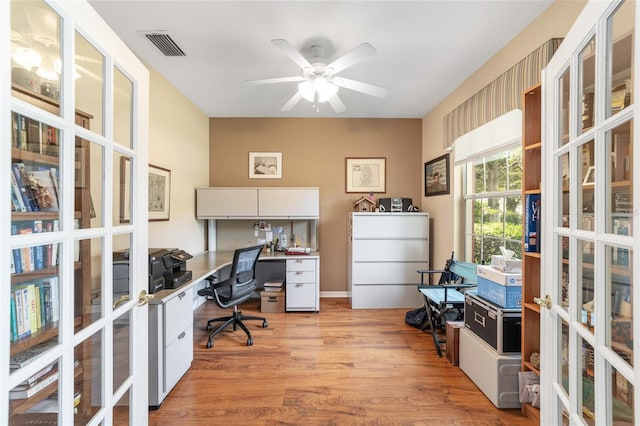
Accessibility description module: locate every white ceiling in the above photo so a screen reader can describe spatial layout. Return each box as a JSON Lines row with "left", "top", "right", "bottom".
{"left": 88, "top": 1, "right": 553, "bottom": 119}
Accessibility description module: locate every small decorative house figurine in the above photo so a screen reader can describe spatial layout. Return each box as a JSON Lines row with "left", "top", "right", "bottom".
{"left": 353, "top": 195, "right": 377, "bottom": 212}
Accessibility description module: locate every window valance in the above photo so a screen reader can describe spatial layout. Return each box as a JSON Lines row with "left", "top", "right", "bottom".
{"left": 443, "top": 38, "right": 562, "bottom": 149}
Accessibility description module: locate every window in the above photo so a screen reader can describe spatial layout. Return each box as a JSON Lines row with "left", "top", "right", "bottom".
{"left": 463, "top": 147, "right": 522, "bottom": 264}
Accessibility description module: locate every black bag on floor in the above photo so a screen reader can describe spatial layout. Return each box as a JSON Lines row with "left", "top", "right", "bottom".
{"left": 405, "top": 306, "right": 429, "bottom": 329}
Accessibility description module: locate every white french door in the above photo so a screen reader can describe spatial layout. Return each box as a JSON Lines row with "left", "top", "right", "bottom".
{"left": 542, "top": 0, "right": 638, "bottom": 424}
{"left": 1, "top": 0, "right": 149, "bottom": 424}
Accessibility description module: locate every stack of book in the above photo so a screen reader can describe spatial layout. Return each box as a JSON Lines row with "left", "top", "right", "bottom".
{"left": 263, "top": 279, "right": 284, "bottom": 292}
{"left": 10, "top": 362, "right": 59, "bottom": 400}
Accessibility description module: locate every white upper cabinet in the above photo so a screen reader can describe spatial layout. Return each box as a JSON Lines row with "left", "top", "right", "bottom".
{"left": 258, "top": 188, "right": 319, "bottom": 218}
{"left": 196, "top": 187, "right": 319, "bottom": 219}
{"left": 196, "top": 188, "right": 258, "bottom": 218}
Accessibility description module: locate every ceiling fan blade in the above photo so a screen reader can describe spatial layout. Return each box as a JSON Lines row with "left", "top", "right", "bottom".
{"left": 327, "top": 43, "right": 376, "bottom": 73}
{"left": 271, "top": 39, "right": 312, "bottom": 69}
{"left": 332, "top": 76, "right": 389, "bottom": 98}
{"left": 246, "top": 76, "right": 305, "bottom": 85}
{"left": 281, "top": 91, "right": 304, "bottom": 111}
{"left": 328, "top": 94, "right": 346, "bottom": 114}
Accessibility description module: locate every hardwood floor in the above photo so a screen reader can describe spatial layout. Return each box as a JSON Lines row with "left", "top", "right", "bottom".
{"left": 149, "top": 298, "right": 534, "bottom": 425}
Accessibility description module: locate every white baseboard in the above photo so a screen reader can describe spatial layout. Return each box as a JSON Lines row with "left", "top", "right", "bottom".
{"left": 320, "top": 291, "right": 349, "bottom": 298}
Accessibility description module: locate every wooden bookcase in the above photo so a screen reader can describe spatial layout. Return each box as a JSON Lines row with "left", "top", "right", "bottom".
{"left": 521, "top": 83, "right": 542, "bottom": 421}
{"left": 9, "top": 83, "right": 93, "bottom": 423}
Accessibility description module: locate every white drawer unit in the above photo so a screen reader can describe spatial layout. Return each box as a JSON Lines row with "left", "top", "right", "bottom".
{"left": 348, "top": 212, "right": 429, "bottom": 309}
{"left": 286, "top": 258, "right": 319, "bottom": 312}
{"left": 149, "top": 287, "right": 194, "bottom": 408}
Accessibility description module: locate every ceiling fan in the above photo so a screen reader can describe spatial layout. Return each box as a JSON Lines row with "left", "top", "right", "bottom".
{"left": 246, "top": 39, "right": 388, "bottom": 113}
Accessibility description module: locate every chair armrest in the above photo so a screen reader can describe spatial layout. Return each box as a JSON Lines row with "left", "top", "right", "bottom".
{"left": 416, "top": 269, "right": 447, "bottom": 285}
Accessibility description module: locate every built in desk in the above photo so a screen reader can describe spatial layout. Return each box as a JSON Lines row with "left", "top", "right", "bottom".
{"left": 148, "top": 250, "right": 320, "bottom": 408}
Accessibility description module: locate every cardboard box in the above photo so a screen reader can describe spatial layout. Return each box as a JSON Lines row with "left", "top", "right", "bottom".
{"left": 446, "top": 321, "right": 465, "bottom": 365}
{"left": 261, "top": 291, "right": 285, "bottom": 313}
{"left": 476, "top": 265, "right": 522, "bottom": 309}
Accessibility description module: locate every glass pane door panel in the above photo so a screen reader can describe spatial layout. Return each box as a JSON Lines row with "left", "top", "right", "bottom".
{"left": 76, "top": 140, "right": 104, "bottom": 229}
{"left": 607, "top": 120, "right": 633, "bottom": 236}
{"left": 114, "top": 153, "right": 132, "bottom": 226}
{"left": 113, "top": 234, "right": 132, "bottom": 304}
{"left": 559, "top": 151, "right": 570, "bottom": 227}
{"left": 10, "top": 1, "right": 62, "bottom": 114}
{"left": 75, "top": 331, "right": 103, "bottom": 424}
{"left": 607, "top": 2, "right": 634, "bottom": 119}
{"left": 559, "top": 237, "right": 570, "bottom": 310}
{"left": 581, "top": 338, "right": 596, "bottom": 424}
{"left": 75, "top": 237, "right": 102, "bottom": 330}
{"left": 113, "top": 67, "right": 132, "bottom": 148}
{"left": 580, "top": 36, "right": 596, "bottom": 133}
{"left": 9, "top": 248, "right": 61, "bottom": 372}
{"left": 11, "top": 113, "right": 62, "bottom": 224}
{"left": 611, "top": 363, "right": 634, "bottom": 424}
{"left": 113, "top": 389, "right": 130, "bottom": 425}
{"left": 561, "top": 319, "right": 569, "bottom": 395}
{"left": 113, "top": 310, "right": 131, "bottom": 392}
{"left": 579, "top": 239, "right": 595, "bottom": 333}
{"left": 607, "top": 244, "right": 633, "bottom": 366}
{"left": 579, "top": 140, "right": 595, "bottom": 231}
{"left": 75, "top": 32, "right": 104, "bottom": 136}
{"left": 560, "top": 68, "right": 571, "bottom": 147}
{"left": 9, "top": 359, "right": 60, "bottom": 420}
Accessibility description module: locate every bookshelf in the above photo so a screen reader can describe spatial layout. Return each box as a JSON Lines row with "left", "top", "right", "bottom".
{"left": 521, "top": 83, "right": 541, "bottom": 421}
{"left": 9, "top": 83, "right": 93, "bottom": 421}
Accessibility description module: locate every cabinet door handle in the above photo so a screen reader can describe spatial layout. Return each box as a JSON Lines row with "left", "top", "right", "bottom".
{"left": 178, "top": 291, "right": 186, "bottom": 300}
{"left": 178, "top": 331, "right": 186, "bottom": 340}
{"left": 296, "top": 271, "right": 303, "bottom": 275}
{"left": 474, "top": 312, "right": 485, "bottom": 327}
{"left": 296, "top": 283, "right": 303, "bottom": 287}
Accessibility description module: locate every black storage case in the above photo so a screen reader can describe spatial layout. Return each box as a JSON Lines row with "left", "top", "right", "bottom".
{"left": 464, "top": 291, "right": 521, "bottom": 353}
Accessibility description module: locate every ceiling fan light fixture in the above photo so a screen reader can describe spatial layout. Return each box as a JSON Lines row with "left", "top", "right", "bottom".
{"left": 298, "top": 77, "right": 338, "bottom": 103}
{"left": 12, "top": 47, "right": 42, "bottom": 71}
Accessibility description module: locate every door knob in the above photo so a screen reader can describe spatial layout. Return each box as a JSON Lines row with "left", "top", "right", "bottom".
{"left": 534, "top": 294, "right": 552, "bottom": 309}
{"left": 113, "top": 294, "right": 130, "bottom": 309}
{"left": 138, "top": 290, "right": 154, "bottom": 306}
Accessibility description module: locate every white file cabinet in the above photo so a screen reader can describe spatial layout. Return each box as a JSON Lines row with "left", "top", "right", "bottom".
{"left": 149, "top": 287, "right": 194, "bottom": 408}
{"left": 286, "top": 258, "right": 319, "bottom": 312}
{"left": 348, "top": 212, "right": 429, "bottom": 309}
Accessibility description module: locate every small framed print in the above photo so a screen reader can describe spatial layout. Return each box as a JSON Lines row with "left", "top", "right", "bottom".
{"left": 583, "top": 165, "right": 595, "bottom": 185}
{"left": 345, "top": 157, "right": 386, "bottom": 193}
{"left": 425, "top": 153, "right": 450, "bottom": 196}
{"left": 148, "top": 164, "right": 171, "bottom": 221}
{"left": 249, "top": 152, "right": 282, "bottom": 179}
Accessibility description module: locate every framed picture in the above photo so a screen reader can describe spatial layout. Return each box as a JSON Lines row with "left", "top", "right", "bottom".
{"left": 249, "top": 152, "right": 282, "bottom": 179}
{"left": 345, "top": 157, "right": 386, "bottom": 193}
{"left": 149, "top": 164, "right": 171, "bottom": 221}
{"left": 583, "top": 165, "right": 595, "bottom": 185}
{"left": 425, "top": 153, "right": 450, "bottom": 196}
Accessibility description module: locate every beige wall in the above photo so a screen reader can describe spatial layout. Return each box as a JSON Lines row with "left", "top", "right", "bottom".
{"left": 421, "top": 0, "right": 587, "bottom": 270}
{"left": 209, "top": 118, "right": 422, "bottom": 293}
{"left": 148, "top": 69, "right": 210, "bottom": 255}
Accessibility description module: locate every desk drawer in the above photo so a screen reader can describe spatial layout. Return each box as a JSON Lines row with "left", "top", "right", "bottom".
{"left": 286, "top": 258, "right": 316, "bottom": 272}
{"left": 286, "top": 282, "right": 316, "bottom": 310}
{"left": 164, "top": 325, "right": 193, "bottom": 393}
{"left": 164, "top": 287, "right": 193, "bottom": 342}
{"left": 286, "top": 270, "right": 315, "bottom": 284}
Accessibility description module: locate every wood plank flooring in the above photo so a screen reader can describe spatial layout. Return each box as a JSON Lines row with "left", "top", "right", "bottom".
{"left": 149, "top": 298, "right": 535, "bottom": 425}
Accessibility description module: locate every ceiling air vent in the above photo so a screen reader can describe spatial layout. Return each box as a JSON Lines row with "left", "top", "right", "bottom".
{"left": 142, "top": 32, "right": 185, "bottom": 57}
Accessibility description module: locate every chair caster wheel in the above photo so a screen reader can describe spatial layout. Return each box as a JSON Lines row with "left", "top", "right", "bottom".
{"left": 247, "top": 337, "right": 253, "bottom": 346}
{"left": 263, "top": 321, "right": 268, "bottom": 328}
{"left": 207, "top": 340, "right": 213, "bottom": 349}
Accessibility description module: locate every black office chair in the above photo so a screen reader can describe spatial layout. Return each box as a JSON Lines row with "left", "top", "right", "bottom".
{"left": 197, "top": 245, "right": 268, "bottom": 348}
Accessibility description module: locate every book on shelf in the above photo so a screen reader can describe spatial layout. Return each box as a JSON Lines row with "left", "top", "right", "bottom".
{"left": 9, "top": 370, "right": 59, "bottom": 400}
{"left": 10, "top": 171, "right": 27, "bottom": 212}
{"left": 10, "top": 297, "right": 18, "bottom": 341}
{"left": 524, "top": 193, "right": 541, "bottom": 253}
{"left": 12, "top": 162, "right": 33, "bottom": 212}
{"left": 264, "top": 279, "right": 284, "bottom": 292}
{"left": 25, "top": 117, "right": 41, "bottom": 154}
{"left": 26, "top": 169, "right": 59, "bottom": 212}
{"left": 43, "top": 277, "right": 60, "bottom": 322}
{"left": 10, "top": 339, "right": 57, "bottom": 369}
{"left": 15, "top": 363, "right": 56, "bottom": 388}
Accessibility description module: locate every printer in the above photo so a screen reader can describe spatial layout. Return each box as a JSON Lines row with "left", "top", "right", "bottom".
{"left": 113, "top": 248, "right": 193, "bottom": 294}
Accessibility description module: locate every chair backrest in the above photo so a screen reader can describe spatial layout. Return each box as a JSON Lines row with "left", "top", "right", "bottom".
{"left": 227, "top": 244, "right": 263, "bottom": 300}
